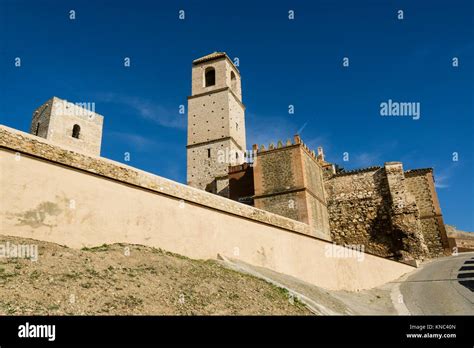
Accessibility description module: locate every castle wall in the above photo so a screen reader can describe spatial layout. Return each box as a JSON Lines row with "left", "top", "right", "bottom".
{"left": 256, "top": 191, "right": 307, "bottom": 223}
{"left": 253, "top": 144, "right": 310, "bottom": 231}
{"left": 307, "top": 193, "right": 331, "bottom": 240}
{"left": 301, "top": 148, "right": 331, "bottom": 238}
{"left": 446, "top": 225, "right": 474, "bottom": 252}
{"left": 325, "top": 164, "right": 447, "bottom": 260}
{"left": 384, "top": 163, "right": 427, "bottom": 260}
{"left": 253, "top": 141, "right": 331, "bottom": 239}
{"left": 325, "top": 168, "right": 398, "bottom": 257}
{"left": 0, "top": 125, "right": 415, "bottom": 291}
{"left": 254, "top": 145, "right": 301, "bottom": 194}
{"left": 405, "top": 170, "right": 449, "bottom": 256}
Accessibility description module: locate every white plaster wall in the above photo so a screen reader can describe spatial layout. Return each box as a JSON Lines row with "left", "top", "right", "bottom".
{"left": 0, "top": 149, "right": 414, "bottom": 291}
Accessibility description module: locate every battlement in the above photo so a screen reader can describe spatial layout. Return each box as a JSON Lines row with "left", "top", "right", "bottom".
{"left": 404, "top": 168, "right": 433, "bottom": 176}
{"left": 331, "top": 166, "right": 382, "bottom": 178}
{"left": 252, "top": 134, "right": 326, "bottom": 163}
{"left": 251, "top": 134, "right": 331, "bottom": 239}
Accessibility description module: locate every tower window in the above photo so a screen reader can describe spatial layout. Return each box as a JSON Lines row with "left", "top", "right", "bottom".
{"left": 72, "top": 124, "right": 81, "bottom": 139}
{"left": 205, "top": 67, "right": 216, "bottom": 87}
{"left": 231, "top": 71, "right": 237, "bottom": 90}
{"left": 236, "top": 122, "right": 239, "bottom": 131}
{"left": 34, "top": 122, "right": 40, "bottom": 136}
{"left": 207, "top": 148, "right": 211, "bottom": 158}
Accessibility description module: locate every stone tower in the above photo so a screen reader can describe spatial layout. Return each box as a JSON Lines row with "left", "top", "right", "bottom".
{"left": 187, "top": 52, "right": 246, "bottom": 196}
{"left": 30, "top": 96, "right": 104, "bottom": 156}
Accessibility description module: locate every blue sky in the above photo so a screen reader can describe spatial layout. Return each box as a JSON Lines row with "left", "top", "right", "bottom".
{"left": 1, "top": 0, "right": 473, "bottom": 230}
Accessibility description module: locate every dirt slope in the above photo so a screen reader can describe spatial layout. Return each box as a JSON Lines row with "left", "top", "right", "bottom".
{"left": 0, "top": 235, "right": 310, "bottom": 315}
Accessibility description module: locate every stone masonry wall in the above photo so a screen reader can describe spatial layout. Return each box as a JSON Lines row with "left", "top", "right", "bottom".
{"left": 30, "top": 97, "right": 53, "bottom": 137}
{"left": 301, "top": 148, "right": 331, "bottom": 238}
{"left": 187, "top": 54, "right": 246, "bottom": 196}
{"left": 325, "top": 163, "right": 448, "bottom": 260}
{"left": 253, "top": 145, "right": 308, "bottom": 228}
{"left": 30, "top": 97, "right": 103, "bottom": 156}
{"left": 384, "top": 162, "right": 427, "bottom": 260}
{"left": 405, "top": 170, "right": 449, "bottom": 256}
{"left": 255, "top": 146, "right": 298, "bottom": 194}
{"left": 253, "top": 138, "right": 330, "bottom": 240}
{"left": 325, "top": 168, "right": 398, "bottom": 257}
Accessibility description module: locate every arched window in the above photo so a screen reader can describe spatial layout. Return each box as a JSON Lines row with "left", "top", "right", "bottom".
{"left": 205, "top": 67, "right": 216, "bottom": 87}
{"left": 231, "top": 71, "right": 237, "bottom": 90}
{"left": 34, "top": 122, "right": 40, "bottom": 136}
{"left": 72, "top": 124, "right": 81, "bottom": 139}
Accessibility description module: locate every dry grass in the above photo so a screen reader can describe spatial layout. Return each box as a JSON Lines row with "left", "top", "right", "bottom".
{"left": 0, "top": 235, "right": 310, "bottom": 315}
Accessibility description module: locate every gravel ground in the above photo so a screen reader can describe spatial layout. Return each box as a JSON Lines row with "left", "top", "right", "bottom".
{"left": 0, "top": 235, "right": 310, "bottom": 315}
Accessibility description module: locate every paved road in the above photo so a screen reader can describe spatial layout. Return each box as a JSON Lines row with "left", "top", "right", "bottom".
{"left": 400, "top": 252, "right": 474, "bottom": 315}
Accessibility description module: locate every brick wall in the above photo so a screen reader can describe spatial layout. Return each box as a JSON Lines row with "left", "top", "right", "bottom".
{"left": 228, "top": 163, "right": 254, "bottom": 205}
{"left": 253, "top": 138, "right": 330, "bottom": 239}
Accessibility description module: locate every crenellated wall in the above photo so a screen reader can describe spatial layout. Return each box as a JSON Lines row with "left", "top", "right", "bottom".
{"left": 252, "top": 135, "right": 331, "bottom": 240}
{"left": 0, "top": 125, "right": 415, "bottom": 291}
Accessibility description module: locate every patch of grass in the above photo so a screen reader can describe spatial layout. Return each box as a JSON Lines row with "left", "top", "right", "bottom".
{"left": 151, "top": 247, "right": 164, "bottom": 254}
{"left": 86, "top": 268, "right": 100, "bottom": 277}
{"left": 164, "top": 250, "right": 189, "bottom": 260}
{"left": 0, "top": 269, "right": 19, "bottom": 281}
{"left": 6, "top": 306, "right": 16, "bottom": 314}
{"left": 29, "top": 270, "right": 41, "bottom": 280}
{"left": 228, "top": 293, "right": 240, "bottom": 300}
{"left": 81, "top": 244, "right": 110, "bottom": 252}
{"left": 61, "top": 271, "right": 82, "bottom": 280}
{"left": 124, "top": 295, "right": 143, "bottom": 308}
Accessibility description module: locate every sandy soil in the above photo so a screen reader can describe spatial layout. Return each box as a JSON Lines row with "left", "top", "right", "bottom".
{"left": 0, "top": 235, "right": 310, "bottom": 315}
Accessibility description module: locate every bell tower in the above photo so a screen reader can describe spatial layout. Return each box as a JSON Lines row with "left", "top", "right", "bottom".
{"left": 187, "top": 52, "right": 246, "bottom": 197}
